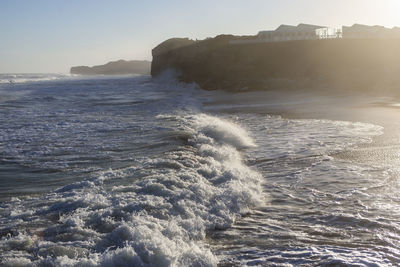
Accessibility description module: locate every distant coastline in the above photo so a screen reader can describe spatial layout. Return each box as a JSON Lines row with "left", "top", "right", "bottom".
{"left": 70, "top": 60, "right": 151, "bottom": 75}
{"left": 151, "top": 35, "right": 400, "bottom": 95}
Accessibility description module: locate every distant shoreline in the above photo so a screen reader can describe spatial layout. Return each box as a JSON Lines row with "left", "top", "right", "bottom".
{"left": 71, "top": 59, "right": 151, "bottom": 76}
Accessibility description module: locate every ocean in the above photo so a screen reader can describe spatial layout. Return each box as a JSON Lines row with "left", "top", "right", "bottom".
{"left": 0, "top": 73, "right": 399, "bottom": 266}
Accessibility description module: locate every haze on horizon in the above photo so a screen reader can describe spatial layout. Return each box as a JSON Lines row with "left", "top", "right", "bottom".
{"left": 1, "top": 0, "right": 400, "bottom": 73}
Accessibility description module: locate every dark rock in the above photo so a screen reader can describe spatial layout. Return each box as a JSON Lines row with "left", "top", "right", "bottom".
{"left": 151, "top": 35, "right": 400, "bottom": 95}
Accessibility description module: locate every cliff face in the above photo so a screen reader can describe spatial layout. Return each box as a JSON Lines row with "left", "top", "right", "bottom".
{"left": 151, "top": 36, "right": 400, "bottom": 94}
{"left": 71, "top": 60, "right": 151, "bottom": 75}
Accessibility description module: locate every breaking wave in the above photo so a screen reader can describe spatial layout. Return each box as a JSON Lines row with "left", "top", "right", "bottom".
{"left": 0, "top": 113, "right": 263, "bottom": 266}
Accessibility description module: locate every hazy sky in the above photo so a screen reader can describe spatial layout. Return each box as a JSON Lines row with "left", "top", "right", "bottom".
{"left": 1, "top": 0, "right": 400, "bottom": 73}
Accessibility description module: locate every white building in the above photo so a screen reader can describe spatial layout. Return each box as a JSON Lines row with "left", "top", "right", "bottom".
{"left": 316, "top": 27, "right": 342, "bottom": 39}
{"left": 231, "top": 23, "right": 400, "bottom": 45}
{"left": 257, "top": 23, "right": 341, "bottom": 42}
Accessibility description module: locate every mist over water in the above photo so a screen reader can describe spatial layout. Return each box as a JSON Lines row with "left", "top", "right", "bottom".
{"left": 0, "top": 74, "right": 72, "bottom": 85}
{"left": 0, "top": 75, "right": 399, "bottom": 266}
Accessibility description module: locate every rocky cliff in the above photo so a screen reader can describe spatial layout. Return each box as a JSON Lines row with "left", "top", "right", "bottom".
{"left": 71, "top": 60, "right": 151, "bottom": 75}
{"left": 151, "top": 35, "right": 400, "bottom": 94}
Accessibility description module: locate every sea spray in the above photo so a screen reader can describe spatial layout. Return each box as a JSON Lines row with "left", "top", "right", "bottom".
{"left": 1, "top": 113, "right": 263, "bottom": 266}
{"left": 1, "top": 74, "right": 396, "bottom": 266}
{"left": 0, "top": 73, "right": 70, "bottom": 84}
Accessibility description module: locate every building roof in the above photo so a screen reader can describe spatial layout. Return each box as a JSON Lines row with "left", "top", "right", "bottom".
{"left": 349, "top": 24, "right": 385, "bottom": 29}
{"left": 344, "top": 24, "right": 389, "bottom": 33}
{"left": 274, "top": 23, "right": 325, "bottom": 32}
{"left": 257, "top": 30, "right": 274, "bottom": 35}
{"left": 296, "top": 23, "right": 325, "bottom": 30}
{"left": 275, "top": 24, "right": 297, "bottom": 32}
{"left": 351, "top": 23, "right": 369, "bottom": 29}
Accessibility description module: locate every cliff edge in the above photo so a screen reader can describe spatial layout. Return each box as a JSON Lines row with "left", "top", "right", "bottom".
{"left": 151, "top": 35, "right": 400, "bottom": 94}
{"left": 71, "top": 60, "right": 151, "bottom": 75}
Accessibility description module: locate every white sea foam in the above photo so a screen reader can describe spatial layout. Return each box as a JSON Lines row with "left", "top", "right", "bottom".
{"left": 238, "top": 115, "right": 383, "bottom": 161}
{"left": 0, "top": 74, "right": 390, "bottom": 266}
{"left": 0, "top": 73, "right": 72, "bottom": 84}
{"left": 0, "top": 113, "right": 263, "bottom": 266}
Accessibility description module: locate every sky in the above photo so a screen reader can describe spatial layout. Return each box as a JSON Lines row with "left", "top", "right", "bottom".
{"left": 1, "top": 0, "right": 400, "bottom": 73}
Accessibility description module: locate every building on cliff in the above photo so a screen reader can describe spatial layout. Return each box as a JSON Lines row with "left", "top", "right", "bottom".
{"left": 228, "top": 23, "right": 400, "bottom": 45}
{"left": 342, "top": 24, "right": 400, "bottom": 39}
{"left": 151, "top": 32, "right": 400, "bottom": 93}
{"left": 257, "top": 24, "right": 342, "bottom": 42}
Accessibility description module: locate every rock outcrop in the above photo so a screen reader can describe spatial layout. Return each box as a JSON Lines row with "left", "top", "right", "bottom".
{"left": 151, "top": 35, "right": 400, "bottom": 94}
{"left": 71, "top": 60, "right": 151, "bottom": 75}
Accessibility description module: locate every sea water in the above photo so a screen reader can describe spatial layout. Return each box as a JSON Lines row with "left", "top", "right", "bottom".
{"left": 0, "top": 74, "right": 398, "bottom": 266}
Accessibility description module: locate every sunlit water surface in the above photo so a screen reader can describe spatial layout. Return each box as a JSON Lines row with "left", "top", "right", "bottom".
{"left": 0, "top": 74, "right": 399, "bottom": 266}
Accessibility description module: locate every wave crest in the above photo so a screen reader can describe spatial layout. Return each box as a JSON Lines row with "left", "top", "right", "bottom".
{"left": 1, "top": 113, "right": 263, "bottom": 266}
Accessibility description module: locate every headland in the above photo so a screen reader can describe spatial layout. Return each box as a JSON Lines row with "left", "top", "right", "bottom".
{"left": 71, "top": 60, "right": 151, "bottom": 75}
{"left": 151, "top": 34, "right": 400, "bottom": 95}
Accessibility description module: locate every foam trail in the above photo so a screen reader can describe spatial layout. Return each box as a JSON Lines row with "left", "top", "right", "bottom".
{"left": 0, "top": 113, "right": 263, "bottom": 266}
{"left": 0, "top": 73, "right": 70, "bottom": 84}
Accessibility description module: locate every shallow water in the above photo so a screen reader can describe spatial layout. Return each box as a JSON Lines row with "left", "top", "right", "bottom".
{"left": 0, "top": 74, "right": 399, "bottom": 266}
